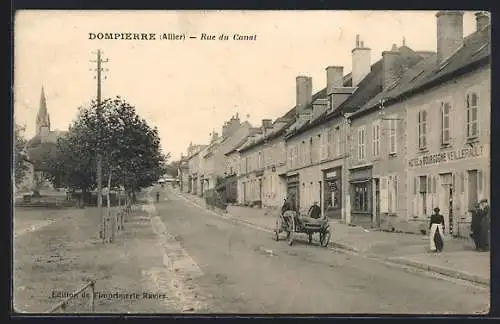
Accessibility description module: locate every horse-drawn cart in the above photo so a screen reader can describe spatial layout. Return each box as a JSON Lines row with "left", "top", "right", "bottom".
{"left": 273, "top": 210, "right": 331, "bottom": 247}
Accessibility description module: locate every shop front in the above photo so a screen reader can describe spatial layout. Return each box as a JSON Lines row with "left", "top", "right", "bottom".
{"left": 323, "top": 167, "right": 342, "bottom": 219}
{"left": 349, "top": 165, "right": 373, "bottom": 227}
{"left": 407, "top": 142, "right": 489, "bottom": 238}
{"left": 286, "top": 174, "right": 300, "bottom": 211}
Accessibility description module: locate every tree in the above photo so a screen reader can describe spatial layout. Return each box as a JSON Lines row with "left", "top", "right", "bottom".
{"left": 14, "top": 124, "right": 30, "bottom": 187}
{"left": 44, "top": 130, "right": 97, "bottom": 195}
{"left": 44, "top": 96, "right": 169, "bottom": 200}
{"left": 27, "top": 142, "right": 58, "bottom": 172}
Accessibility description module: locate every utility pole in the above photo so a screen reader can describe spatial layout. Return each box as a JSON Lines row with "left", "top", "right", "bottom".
{"left": 90, "top": 49, "right": 109, "bottom": 241}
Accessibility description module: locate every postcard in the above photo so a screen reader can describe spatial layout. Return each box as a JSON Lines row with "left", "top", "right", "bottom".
{"left": 13, "top": 10, "right": 490, "bottom": 314}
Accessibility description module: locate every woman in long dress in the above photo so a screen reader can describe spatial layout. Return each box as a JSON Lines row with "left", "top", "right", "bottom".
{"left": 429, "top": 207, "right": 445, "bottom": 252}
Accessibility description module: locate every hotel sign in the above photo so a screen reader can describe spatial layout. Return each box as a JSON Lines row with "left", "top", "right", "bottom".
{"left": 408, "top": 144, "right": 485, "bottom": 168}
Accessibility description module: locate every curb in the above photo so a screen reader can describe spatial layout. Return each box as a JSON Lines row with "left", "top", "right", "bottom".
{"left": 388, "top": 257, "right": 489, "bottom": 285}
{"left": 329, "top": 242, "right": 360, "bottom": 253}
{"left": 177, "top": 193, "right": 489, "bottom": 286}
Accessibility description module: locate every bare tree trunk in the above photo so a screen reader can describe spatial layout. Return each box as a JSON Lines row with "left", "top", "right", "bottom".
{"left": 107, "top": 171, "right": 115, "bottom": 243}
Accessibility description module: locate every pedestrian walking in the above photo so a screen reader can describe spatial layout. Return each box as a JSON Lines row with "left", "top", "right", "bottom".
{"left": 470, "top": 202, "right": 482, "bottom": 250}
{"left": 477, "top": 198, "right": 490, "bottom": 252}
{"left": 156, "top": 191, "right": 160, "bottom": 203}
{"left": 429, "top": 207, "right": 445, "bottom": 253}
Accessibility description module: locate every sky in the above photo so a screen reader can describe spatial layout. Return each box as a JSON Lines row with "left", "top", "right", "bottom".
{"left": 14, "top": 10, "right": 477, "bottom": 161}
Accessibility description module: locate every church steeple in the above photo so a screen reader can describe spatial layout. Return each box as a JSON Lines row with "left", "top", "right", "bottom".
{"left": 36, "top": 86, "right": 50, "bottom": 137}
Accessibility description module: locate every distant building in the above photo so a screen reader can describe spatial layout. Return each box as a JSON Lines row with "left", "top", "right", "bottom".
{"left": 29, "top": 87, "right": 68, "bottom": 145}
{"left": 25, "top": 87, "right": 68, "bottom": 189}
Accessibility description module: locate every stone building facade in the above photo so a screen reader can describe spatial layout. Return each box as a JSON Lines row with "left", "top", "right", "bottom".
{"left": 347, "top": 11, "right": 490, "bottom": 236}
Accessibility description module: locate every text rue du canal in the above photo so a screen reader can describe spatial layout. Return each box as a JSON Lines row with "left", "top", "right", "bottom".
{"left": 88, "top": 32, "right": 257, "bottom": 41}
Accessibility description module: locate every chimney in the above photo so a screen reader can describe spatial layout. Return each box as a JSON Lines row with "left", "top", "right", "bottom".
{"left": 261, "top": 119, "right": 272, "bottom": 136}
{"left": 326, "top": 66, "right": 344, "bottom": 96}
{"left": 296, "top": 76, "right": 313, "bottom": 117}
{"left": 436, "top": 11, "right": 464, "bottom": 64}
{"left": 351, "top": 35, "right": 371, "bottom": 87}
{"left": 475, "top": 11, "right": 489, "bottom": 31}
{"left": 382, "top": 44, "right": 401, "bottom": 90}
{"left": 222, "top": 122, "right": 229, "bottom": 138}
{"left": 211, "top": 131, "right": 219, "bottom": 143}
{"left": 261, "top": 119, "right": 272, "bottom": 129}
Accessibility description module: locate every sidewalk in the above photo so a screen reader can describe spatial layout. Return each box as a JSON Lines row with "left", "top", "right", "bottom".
{"left": 178, "top": 192, "right": 490, "bottom": 285}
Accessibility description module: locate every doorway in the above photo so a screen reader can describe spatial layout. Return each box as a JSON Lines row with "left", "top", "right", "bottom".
{"left": 374, "top": 178, "right": 380, "bottom": 227}
{"left": 440, "top": 173, "right": 453, "bottom": 235}
{"left": 468, "top": 170, "right": 478, "bottom": 210}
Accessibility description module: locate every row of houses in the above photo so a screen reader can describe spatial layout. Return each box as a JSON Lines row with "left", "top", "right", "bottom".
{"left": 179, "top": 11, "right": 490, "bottom": 238}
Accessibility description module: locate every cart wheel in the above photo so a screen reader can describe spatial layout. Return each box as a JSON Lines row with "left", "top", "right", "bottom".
{"left": 320, "top": 231, "right": 331, "bottom": 247}
{"left": 308, "top": 233, "right": 312, "bottom": 244}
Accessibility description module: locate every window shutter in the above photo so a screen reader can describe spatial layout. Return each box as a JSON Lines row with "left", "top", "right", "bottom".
{"left": 380, "top": 176, "right": 389, "bottom": 214}
{"left": 413, "top": 177, "right": 418, "bottom": 195}
{"left": 394, "top": 119, "right": 398, "bottom": 153}
{"left": 394, "top": 174, "right": 398, "bottom": 210}
{"left": 372, "top": 124, "right": 375, "bottom": 157}
{"left": 322, "top": 132, "right": 327, "bottom": 160}
{"left": 478, "top": 170, "right": 483, "bottom": 191}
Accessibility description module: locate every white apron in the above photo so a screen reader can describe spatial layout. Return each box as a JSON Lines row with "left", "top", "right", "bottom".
{"left": 429, "top": 223, "right": 444, "bottom": 251}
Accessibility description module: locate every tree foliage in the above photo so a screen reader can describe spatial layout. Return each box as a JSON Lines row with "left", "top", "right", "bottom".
{"left": 14, "top": 124, "right": 30, "bottom": 186}
{"left": 44, "top": 96, "right": 169, "bottom": 194}
{"left": 27, "top": 142, "right": 58, "bottom": 172}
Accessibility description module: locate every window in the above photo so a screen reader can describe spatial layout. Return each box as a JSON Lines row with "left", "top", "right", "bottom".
{"left": 389, "top": 118, "right": 397, "bottom": 154}
{"left": 419, "top": 175, "right": 427, "bottom": 216}
{"left": 466, "top": 92, "right": 479, "bottom": 139}
{"left": 372, "top": 122, "right": 380, "bottom": 157}
{"left": 319, "top": 134, "right": 324, "bottom": 160}
{"left": 328, "top": 127, "right": 334, "bottom": 158}
{"left": 418, "top": 110, "right": 427, "bottom": 149}
{"left": 301, "top": 141, "right": 305, "bottom": 165}
{"left": 357, "top": 127, "right": 366, "bottom": 160}
{"left": 441, "top": 102, "right": 451, "bottom": 145}
{"left": 353, "top": 182, "right": 369, "bottom": 212}
{"left": 336, "top": 126, "right": 342, "bottom": 156}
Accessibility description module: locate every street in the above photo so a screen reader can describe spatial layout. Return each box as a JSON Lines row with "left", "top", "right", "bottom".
{"left": 149, "top": 187, "right": 489, "bottom": 314}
